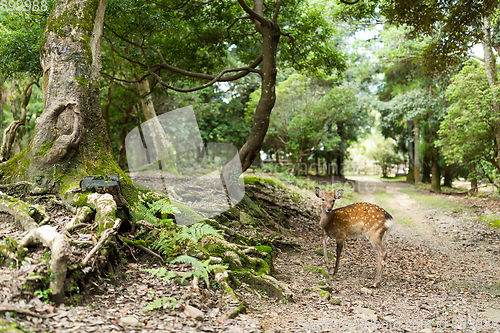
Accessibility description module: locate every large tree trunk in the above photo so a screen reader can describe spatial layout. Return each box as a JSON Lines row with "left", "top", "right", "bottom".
{"left": 0, "top": 0, "right": 126, "bottom": 196}
{"left": 237, "top": 0, "right": 280, "bottom": 172}
{"left": 482, "top": 14, "right": 500, "bottom": 166}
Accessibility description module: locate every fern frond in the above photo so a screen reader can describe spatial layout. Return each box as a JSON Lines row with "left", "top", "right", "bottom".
{"left": 142, "top": 297, "right": 178, "bottom": 311}
{"left": 171, "top": 255, "right": 209, "bottom": 286}
{"left": 141, "top": 267, "right": 177, "bottom": 282}
{"left": 174, "top": 223, "right": 223, "bottom": 244}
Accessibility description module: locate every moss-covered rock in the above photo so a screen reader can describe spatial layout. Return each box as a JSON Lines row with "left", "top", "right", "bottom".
{"left": 231, "top": 271, "right": 293, "bottom": 301}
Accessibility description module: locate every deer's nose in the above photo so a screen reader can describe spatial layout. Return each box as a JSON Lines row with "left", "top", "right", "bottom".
{"left": 326, "top": 207, "right": 332, "bottom": 212}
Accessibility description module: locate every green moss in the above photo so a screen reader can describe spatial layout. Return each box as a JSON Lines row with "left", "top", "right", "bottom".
{"left": 318, "top": 289, "right": 330, "bottom": 299}
{"left": 255, "top": 245, "right": 272, "bottom": 255}
{"left": 304, "top": 265, "right": 330, "bottom": 279}
{"left": 314, "top": 248, "right": 336, "bottom": 260}
{"left": 74, "top": 76, "right": 89, "bottom": 87}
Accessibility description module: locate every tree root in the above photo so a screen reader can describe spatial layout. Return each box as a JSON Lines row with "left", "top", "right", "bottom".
{"left": 0, "top": 306, "right": 49, "bottom": 319}
{"left": 214, "top": 268, "right": 246, "bottom": 319}
{"left": 21, "top": 225, "right": 70, "bottom": 303}
{"left": 117, "top": 235, "right": 165, "bottom": 263}
{"left": 82, "top": 219, "right": 121, "bottom": 267}
{"left": 65, "top": 206, "right": 93, "bottom": 231}
{"left": 0, "top": 181, "right": 34, "bottom": 189}
{"left": 0, "top": 192, "right": 38, "bottom": 231}
{"left": 230, "top": 270, "right": 294, "bottom": 301}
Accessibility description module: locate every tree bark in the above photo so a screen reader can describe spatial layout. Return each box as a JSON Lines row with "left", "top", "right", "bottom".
{"left": 413, "top": 119, "right": 421, "bottom": 184}
{"left": 137, "top": 79, "right": 170, "bottom": 159}
{"left": 422, "top": 150, "right": 431, "bottom": 183}
{"left": 443, "top": 165, "right": 453, "bottom": 187}
{"left": 406, "top": 121, "right": 415, "bottom": 183}
{"left": 482, "top": 14, "right": 500, "bottom": 166}
{"left": 102, "top": 84, "right": 112, "bottom": 139}
{"left": 237, "top": 0, "right": 280, "bottom": 172}
{"left": 118, "top": 106, "right": 133, "bottom": 170}
{"left": 0, "top": 0, "right": 126, "bottom": 196}
{"left": 431, "top": 148, "right": 441, "bottom": 191}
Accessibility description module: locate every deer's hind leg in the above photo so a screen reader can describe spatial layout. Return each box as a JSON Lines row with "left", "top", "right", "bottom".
{"left": 366, "top": 229, "right": 387, "bottom": 288}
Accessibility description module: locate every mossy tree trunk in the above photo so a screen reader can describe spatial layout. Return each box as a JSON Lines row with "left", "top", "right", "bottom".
{"left": 0, "top": 0, "right": 127, "bottom": 195}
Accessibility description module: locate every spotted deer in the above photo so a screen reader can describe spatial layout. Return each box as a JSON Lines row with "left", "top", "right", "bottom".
{"left": 315, "top": 187, "right": 394, "bottom": 287}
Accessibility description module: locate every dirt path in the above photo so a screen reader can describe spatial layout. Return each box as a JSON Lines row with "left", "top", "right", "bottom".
{"left": 243, "top": 179, "right": 500, "bottom": 332}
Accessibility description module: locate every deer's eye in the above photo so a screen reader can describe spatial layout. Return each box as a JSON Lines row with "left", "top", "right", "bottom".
{"left": 322, "top": 198, "right": 325, "bottom": 201}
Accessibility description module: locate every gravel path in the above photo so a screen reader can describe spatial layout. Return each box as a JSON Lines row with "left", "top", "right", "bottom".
{"left": 239, "top": 179, "right": 500, "bottom": 332}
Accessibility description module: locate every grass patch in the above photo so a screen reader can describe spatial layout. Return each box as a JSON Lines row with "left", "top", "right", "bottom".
{"left": 304, "top": 265, "right": 331, "bottom": 279}
{"left": 480, "top": 213, "right": 500, "bottom": 229}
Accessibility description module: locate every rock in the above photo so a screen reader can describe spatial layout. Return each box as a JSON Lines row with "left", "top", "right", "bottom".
{"left": 360, "top": 287, "right": 373, "bottom": 295}
{"left": 292, "top": 259, "right": 302, "bottom": 265}
{"left": 118, "top": 316, "right": 139, "bottom": 326}
{"left": 354, "top": 306, "right": 377, "bottom": 320}
{"left": 184, "top": 304, "right": 204, "bottom": 321}
{"left": 482, "top": 307, "right": 500, "bottom": 322}
{"left": 419, "top": 329, "right": 433, "bottom": 333}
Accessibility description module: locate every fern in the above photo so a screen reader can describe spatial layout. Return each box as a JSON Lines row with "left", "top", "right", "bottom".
{"left": 171, "top": 255, "right": 210, "bottom": 286}
{"left": 141, "top": 267, "right": 177, "bottom": 282}
{"left": 174, "top": 223, "right": 223, "bottom": 244}
{"left": 143, "top": 297, "right": 178, "bottom": 311}
{"left": 150, "top": 199, "right": 181, "bottom": 215}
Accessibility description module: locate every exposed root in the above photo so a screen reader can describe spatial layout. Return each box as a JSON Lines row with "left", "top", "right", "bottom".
{"left": 87, "top": 193, "right": 117, "bottom": 232}
{"left": 20, "top": 225, "right": 70, "bottom": 303}
{"left": 0, "top": 181, "right": 34, "bottom": 189}
{"left": 0, "top": 306, "right": 49, "bottom": 319}
{"left": 230, "top": 270, "right": 294, "bottom": 301}
{"left": 118, "top": 235, "right": 165, "bottom": 263}
{"left": 82, "top": 218, "right": 121, "bottom": 267}
{"left": 214, "top": 268, "right": 246, "bottom": 319}
{"left": 0, "top": 192, "right": 38, "bottom": 231}
{"left": 65, "top": 206, "right": 93, "bottom": 231}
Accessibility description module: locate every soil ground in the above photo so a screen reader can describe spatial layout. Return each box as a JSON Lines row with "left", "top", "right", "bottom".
{"left": 1, "top": 176, "right": 500, "bottom": 332}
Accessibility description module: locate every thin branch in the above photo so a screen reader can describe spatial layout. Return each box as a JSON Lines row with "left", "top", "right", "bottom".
{"left": 237, "top": 0, "right": 267, "bottom": 25}
{"left": 273, "top": 0, "right": 281, "bottom": 21}
{"left": 149, "top": 65, "right": 261, "bottom": 92}
{"left": 154, "top": 54, "right": 263, "bottom": 81}
{"left": 224, "top": 16, "right": 251, "bottom": 38}
{"left": 339, "top": 0, "right": 360, "bottom": 4}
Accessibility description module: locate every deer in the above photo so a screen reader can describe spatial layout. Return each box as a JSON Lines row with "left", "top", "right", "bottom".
{"left": 315, "top": 187, "right": 394, "bottom": 287}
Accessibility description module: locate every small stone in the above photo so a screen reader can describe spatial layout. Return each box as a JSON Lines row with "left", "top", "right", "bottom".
{"left": 184, "top": 304, "right": 204, "bottom": 321}
{"left": 354, "top": 306, "right": 377, "bottom": 320}
{"left": 419, "top": 329, "right": 433, "bottom": 333}
{"left": 118, "top": 316, "right": 139, "bottom": 326}
{"left": 292, "top": 259, "right": 302, "bottom": 265}
{"left": 483, "top": 307, "right": 500, "bottom": 322}
{"left": 360, "top": 287, "right": 373, "bottom": 295}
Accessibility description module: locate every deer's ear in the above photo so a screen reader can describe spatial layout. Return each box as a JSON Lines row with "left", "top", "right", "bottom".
{"left": 334, "top": 189, "right": 344, "bottom": 199}
{"left": 314, "top": 187, "right": 322, "bottom": 198}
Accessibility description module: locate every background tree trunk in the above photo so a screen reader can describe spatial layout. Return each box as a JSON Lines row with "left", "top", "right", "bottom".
{"left": 431, "top": 149, "right": 441, "bottom": 191}
{"left": 237, "top": 0, "right": 280, "bottom": 172}
{"left": 413, "top": 119, "right": 421, "bottom": 184}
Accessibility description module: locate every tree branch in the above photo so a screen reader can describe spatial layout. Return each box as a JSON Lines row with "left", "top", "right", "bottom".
{"left": 237, "top": 0, "right": 268, "bottom": 25}
{"left": 273, "top": 0, "right": 281, "bottom": 21}
{"left": 339, "top": 0, "right": 360, "bottom": 4}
